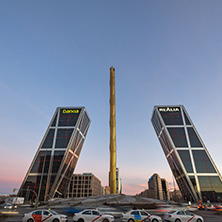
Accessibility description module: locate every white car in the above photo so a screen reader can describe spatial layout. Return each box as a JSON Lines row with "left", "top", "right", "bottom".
{"left": 121, "top": 209, "right": 162, "bottom": 222}
{"left": 22, "top": 209, "right": 68, "bottom": 222}
{"left": 164, "top": 210, "right": 204, "bottom": 222}
{"left": 73, "top": 209, "right": 114, "bottom": 222}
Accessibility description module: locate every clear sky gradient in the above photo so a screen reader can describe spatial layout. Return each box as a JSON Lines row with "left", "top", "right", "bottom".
{"left": 1, "top": 1, "right": 222, "bottom": 195}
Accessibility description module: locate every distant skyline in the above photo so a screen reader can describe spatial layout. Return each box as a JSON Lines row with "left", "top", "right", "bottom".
{"left": 1, "top": 1, "right": 222, "bottom": 196}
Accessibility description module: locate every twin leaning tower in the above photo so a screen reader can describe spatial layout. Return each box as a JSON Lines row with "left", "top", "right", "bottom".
{"left": 18, "top": 69, "right": 222, "bottom": 203}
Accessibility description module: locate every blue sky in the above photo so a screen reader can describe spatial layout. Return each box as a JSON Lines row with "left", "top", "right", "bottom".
{"left": 1, "top": 1, "right": 222, "bottom": 195}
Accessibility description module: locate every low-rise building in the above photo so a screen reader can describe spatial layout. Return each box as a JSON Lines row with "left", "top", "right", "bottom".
{"left": 66, "top": 173, "right": 102, "bottom": 198}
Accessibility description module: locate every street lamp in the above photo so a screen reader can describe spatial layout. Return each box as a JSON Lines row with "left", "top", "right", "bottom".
{"left": 13, "top": 188, "right": 38, "bottom": 209}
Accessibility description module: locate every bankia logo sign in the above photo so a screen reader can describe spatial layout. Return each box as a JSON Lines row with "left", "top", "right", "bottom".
{"left": 62, "top": 109, "right": 79, "bottom": 114}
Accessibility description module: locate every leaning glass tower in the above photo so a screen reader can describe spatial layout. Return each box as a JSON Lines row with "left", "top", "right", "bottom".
{"left": 151, "top": 105, "right": 222, "bottom": 202}
{"left": 18, "top": 107, "right": 91, "bottom": 202}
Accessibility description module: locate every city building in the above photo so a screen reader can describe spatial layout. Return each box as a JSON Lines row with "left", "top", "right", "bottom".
{"left": 116, "top": 168, "right": 122, "bottom": 194}
{"left": 148, "top": 173, "right": 169, "bottom": 201}
{"left": 137, "top": 189, "right": 149, "bottom": 198}
{"left": 66, "top": 173, "right": 102, "bottom": 198}
{"left": 161, "top": 178, "right": 170, "bottom": 201}
{"left": 169, "top": 190, "right": 183, "bottom": 202}
{"left": 109, "top": 167, "right": 122, "bottom": 194}
{"left": 151, "top": 105, "right": 222, "bottom": 202}
{"left": 102, "top": 186, "right": 110, "bottom": 195}
{"left": 18, "top": 107, "right": 91, "bottom": 202}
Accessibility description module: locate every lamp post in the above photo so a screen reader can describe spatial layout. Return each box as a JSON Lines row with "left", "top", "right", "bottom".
{"left": 13, "top": 188, "right": 38, "bottom": 209}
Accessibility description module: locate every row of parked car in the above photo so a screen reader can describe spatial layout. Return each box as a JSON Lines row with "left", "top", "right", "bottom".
{"left": 22, "top": 208, "right": 204, "bottom": 222}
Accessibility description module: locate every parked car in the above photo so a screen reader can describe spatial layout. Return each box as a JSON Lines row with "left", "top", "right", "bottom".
{"left": 164, "top": 209, "right": 204, "bottom": 222}
{"left": 73, "top": 209, "right": 114, "bottom": 222}
{"left": 22, "top": 209, "right": 68, "bottom": 222}
{"left": 121, "top": 209, "right": 162, "bottom": 222}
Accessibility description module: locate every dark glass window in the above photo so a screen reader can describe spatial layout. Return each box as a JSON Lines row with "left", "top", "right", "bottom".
{"left": 61, "top": 152, "right": 73, "bottom": 176}
{"left": 131, "top": 211, "right": 139, "bottom": 215}
{"left": 167, "top": 155, "right": 194, "bottom": 201}
{"left": 52, "top": 151, "right": 65, "bottom": 173}
{"left": 159, "top": 107, "right": 183, "bottom": 125}
{"left": 55, "top": 129, "right": 74, "bottom": 148}
{"left": 75, "top": 139, "right": 84, "bottom": 157}
{"left": 159, "top": 137, "right": 169, "bottom": 156}
{"left": 30, "top": 151, "right": 51, "bottom": 173}
{"left": 177, "top": 211, "right": 185, "bottom": 215}
{"left": 79, "top": 112, "right": 90, "bottom": 135}
{"left": 83, "top": 211, "right": 91, "bottom": 215}
{"left": 185, "top": 211, "right": 193, "bottom": 216}
{"left": 43, "top": 211, "right": 50, "bottom": 216}
{"left": 58, "top": 108, "right": 81, "bottom": 126}
{"left": 178, "top": 150, "right": 193, "bottom": 173}
{"left": 198, "top": 176, "right": 222, "bottom": 202}
{"left": 140, "top": 211, "right": 149, "bottom": 216}
{"left": 168, "top": 128, "right": 188, "bottom": 147}
{"left": 152, "top": 110, "right": 162, "bottom": 135}
{"left": 41, "top": 129, "right": 55, "bottom": 148}
{"left": 189, "top": 176, "right": 197, "bottom": 193}
{"left": 70, "top": 131, "right": 78, "bottom": 152}
{"left": 23, "top": 176, "right": 37, "bottom": 189}
{"left": 183, "top": 110, "right": 191, "bottom": 125}
{"left": 33, "top": 211, "right": 42, "bottom": 215}
{"left": 92, "top": 211, "right": 100, "bottom": 216}
{"left": 193, "top": 150, "right": 216, "bottom": 173}
{"left": 187, "top": 128, "right": 202, "bottom": 147}
{"left": 51, "top": 113, "right": 58, "bottom": 127}
{"left": 57, "top": 177, "right": 69, "bottom": 196}
{"left": 162, "top": 129, "right": 174, "bottom": 152}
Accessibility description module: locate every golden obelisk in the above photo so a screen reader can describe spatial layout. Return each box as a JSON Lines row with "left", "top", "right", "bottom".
{"left": 109, "top": 66, "right": 117, "bottom": 194}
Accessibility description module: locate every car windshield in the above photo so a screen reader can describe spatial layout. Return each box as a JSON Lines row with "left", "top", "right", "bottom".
{"left": 168, "top": 210, "right": 176, "bottom": 214}
{"left": 49, "top": 210, "right": 58, "bottom": 215}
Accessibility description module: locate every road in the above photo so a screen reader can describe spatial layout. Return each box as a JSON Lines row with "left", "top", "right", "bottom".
{"left": 1, "top": 207, "right": 222, "bottom": 222}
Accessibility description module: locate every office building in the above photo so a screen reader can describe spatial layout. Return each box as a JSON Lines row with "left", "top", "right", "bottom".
{"left": 66, "top": 173, "right": 102, "bottom": 198}
{"left": 151, "top": 105, "right": 222, "bottom": 202}
{"left": 18, "top": 107, "right": 91, "bottom": 202}
{"left": 161, "top": 178, "right": 170, "bottom": 201}
{"left": 109, "top": 167, "right": 122, "bottom": 194}
{"left": 148, "top": 173, "right": 169, "bottom": 200}
{"left": 116, "top": 168, "right": 122, "bottom": 194}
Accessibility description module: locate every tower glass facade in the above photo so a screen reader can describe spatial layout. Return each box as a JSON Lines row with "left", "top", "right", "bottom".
{"left": 151, "top": 105, "right": 222, "bottom": 202}
{"left": 18, "top": 107, "right": 91, "bottom": 202}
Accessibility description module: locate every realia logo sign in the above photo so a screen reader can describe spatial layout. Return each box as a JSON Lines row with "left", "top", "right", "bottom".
{"left": 158, "top": 107, "right": 180, "bottom": 112}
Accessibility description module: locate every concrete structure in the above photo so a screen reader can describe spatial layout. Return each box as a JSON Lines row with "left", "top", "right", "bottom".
{"left": 66, "top": 173, "right": 102, "bottom": 198}
{"left": 18, "top": 107, "right": 91, "bottom": 202}
{"left": 109, "top": 67, "right": 117, "bottom": 194}
{"left": 151, "top": 105, "right": 222, "bottom": 202}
